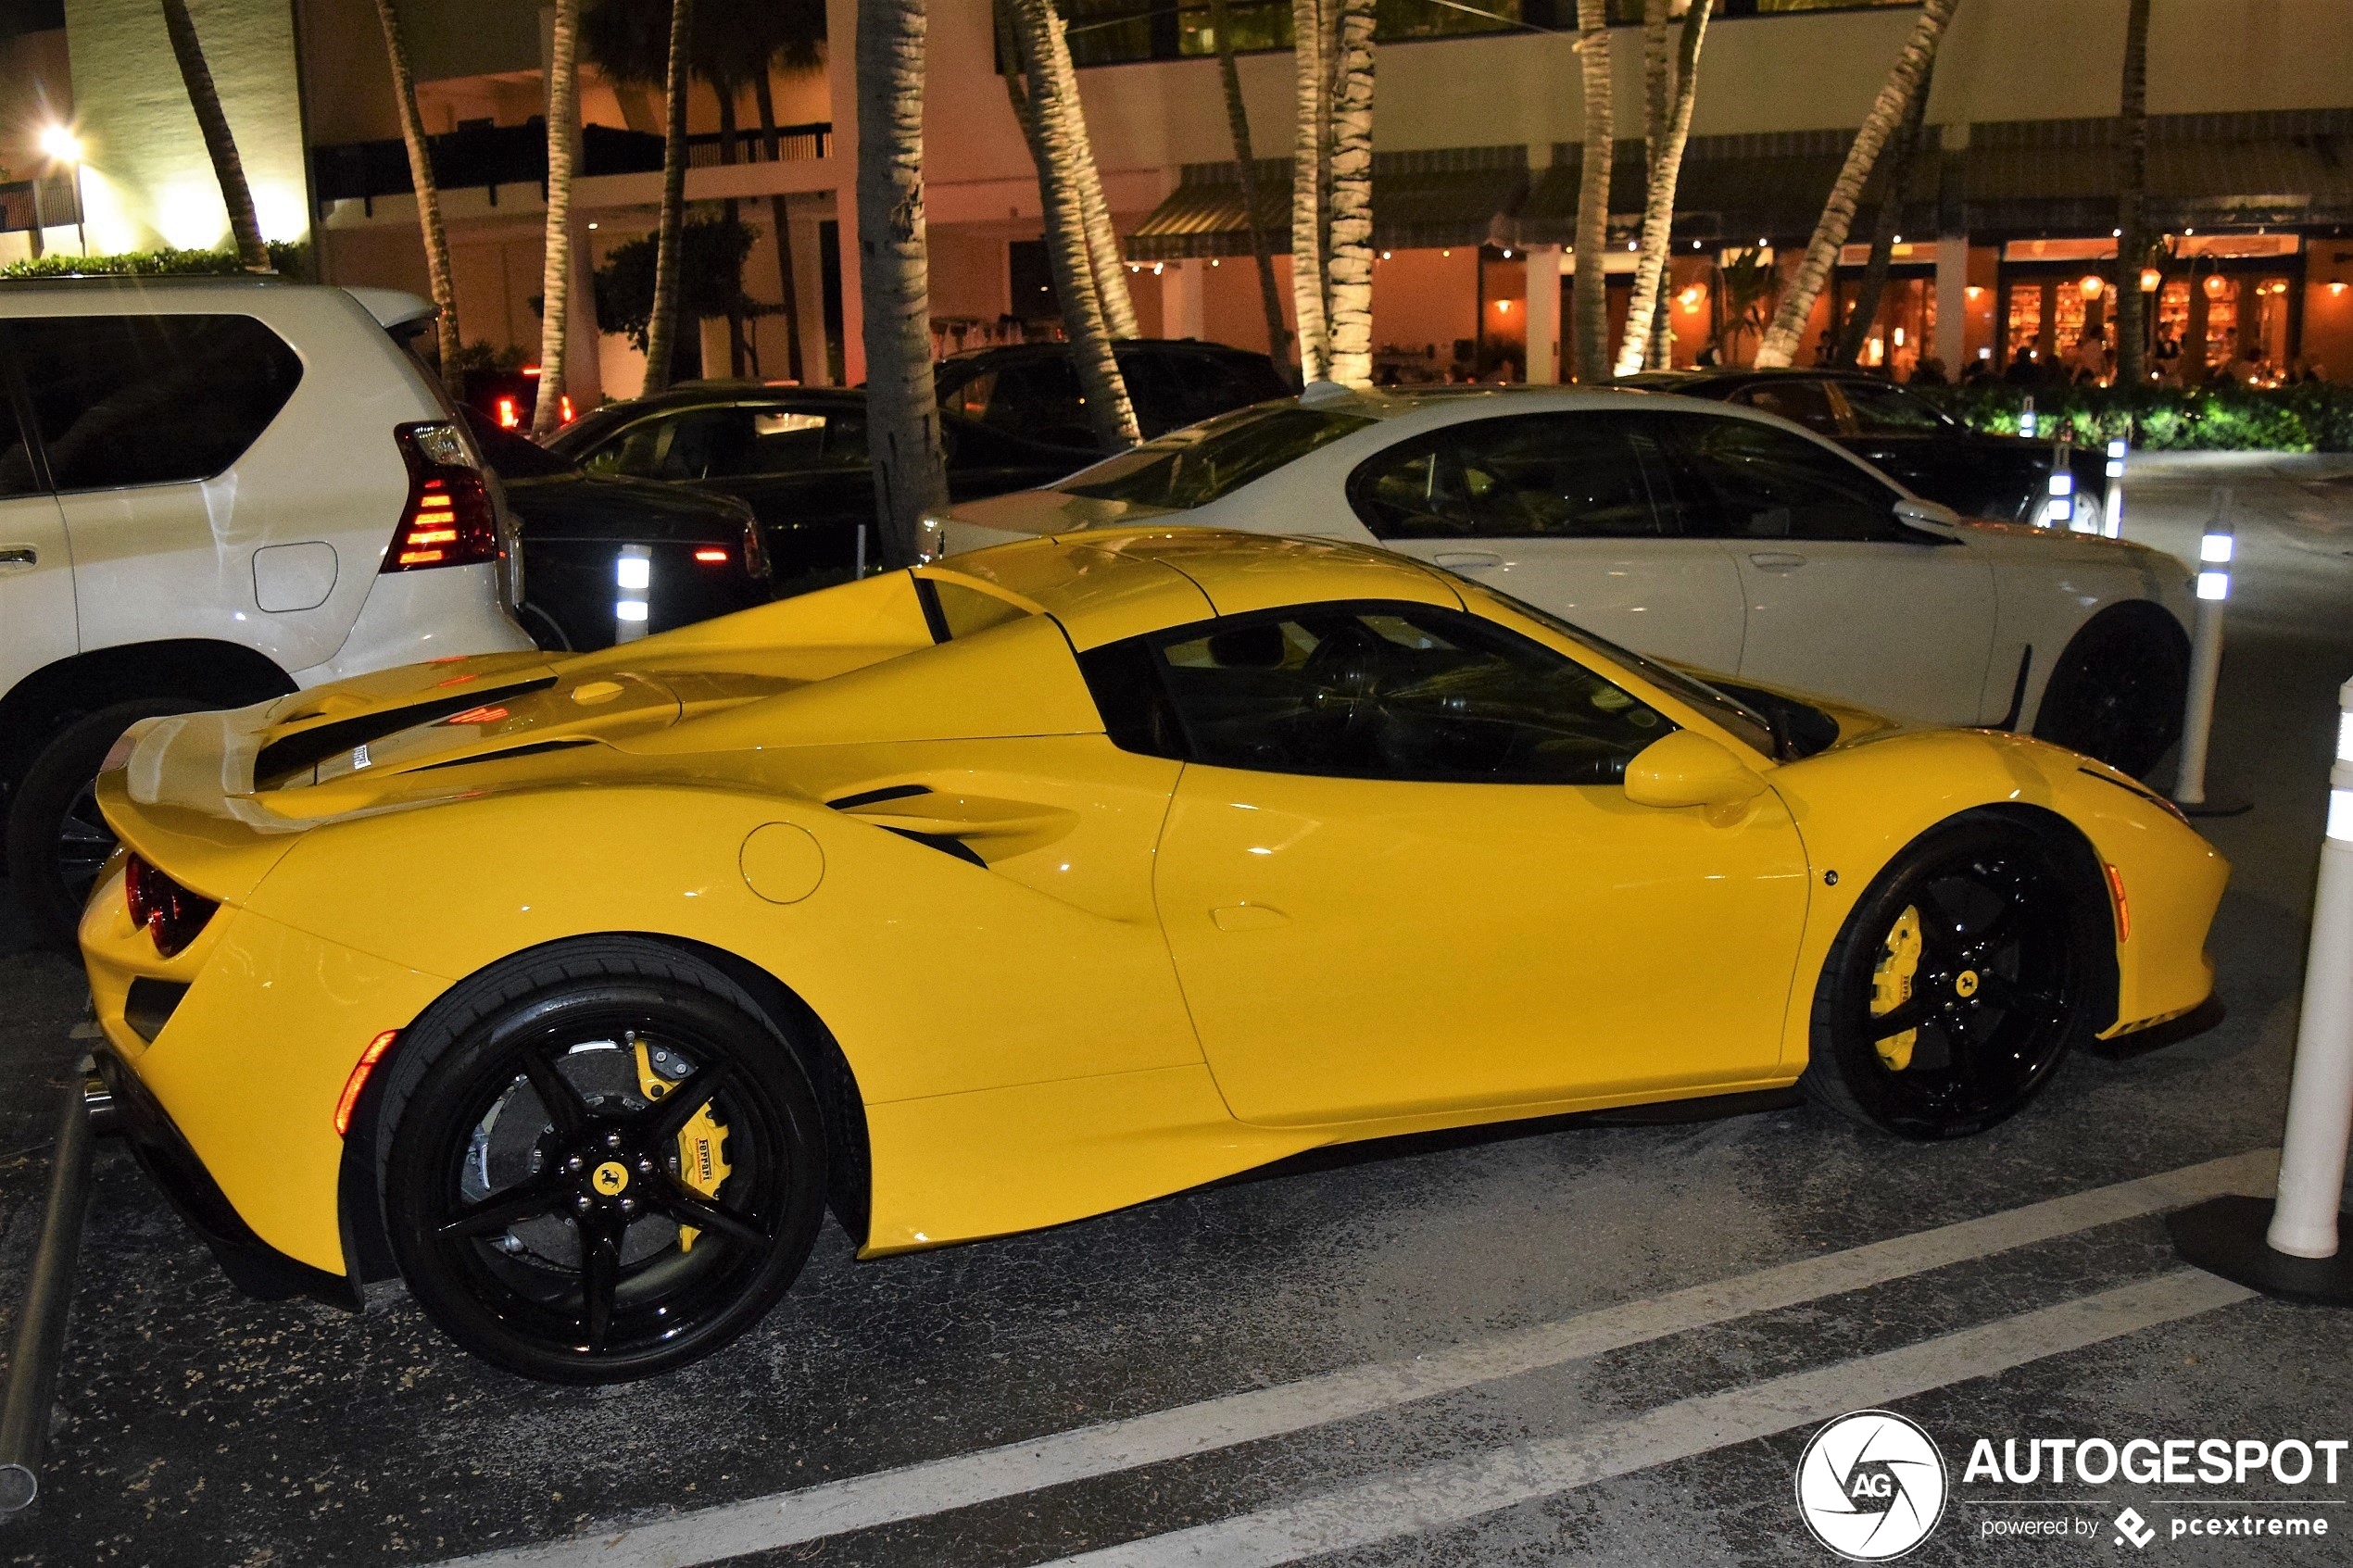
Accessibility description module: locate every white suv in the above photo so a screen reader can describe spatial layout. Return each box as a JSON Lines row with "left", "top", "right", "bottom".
{"left": 1, "top": 277, "right": 533, "bottom": 944}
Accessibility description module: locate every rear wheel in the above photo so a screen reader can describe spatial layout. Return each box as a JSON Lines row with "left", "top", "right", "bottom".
{"left": 6, "top": 699, "right": 207, "bottom": 951}
{"left": 1803, "top": 819, "right": 2097, "bottom": 1139}
{"left": 2032, "top": 607, "right": 2189, "bottom": 779}
{"left": 382, "top": 944, "right": 827, "bottom": 1383}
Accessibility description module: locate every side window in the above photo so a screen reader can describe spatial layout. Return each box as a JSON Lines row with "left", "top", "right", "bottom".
{"left": 1112, "top": 351, "right": 1185, "bottom": 438}
{"left": 1839, "top": 380, "right": 1951, "bottom": 435}
{"left": 988, "top": 358, "right": 1089, "bottom": 446}
{"left": 1731, "top": 379, "right": 1843, "bottom": 434}
{"left": 944, "top": 369, "right": 996, "bottom": 422}
{"left": 1663, "top": 415, "right": 1906, "bottom": 543}
{"left": 737, "top": 406, "right": 868, "bottom": 473}
{"left": 598, "top": 408, "right": 749, "bottom": 481}
{"left": 11, "top": 314, "right": 303, "bottom": 492}
{"left": 1079, "top": 601, "right": 1673, "bottom": 785}
{"left": 1349, "top": 414, "right": 1665, "bottom": 541}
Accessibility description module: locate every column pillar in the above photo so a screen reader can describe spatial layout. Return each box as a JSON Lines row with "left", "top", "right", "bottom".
{"left": 1935, "top": 233, "right": 1969, "bottom": 375}
{"left": 1524, "top": 245, "right": 1563, "bottom": 384}
{"left": 1164, "top": 258, "right": 1207, "bottom": 340}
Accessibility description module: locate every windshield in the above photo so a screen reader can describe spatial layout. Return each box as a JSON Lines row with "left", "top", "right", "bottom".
{"left": 1459, "top": 583, "right": 1782, "bottom": 759}
{"left": 1058, "top": 404, "right": 1376, "bottom": 509}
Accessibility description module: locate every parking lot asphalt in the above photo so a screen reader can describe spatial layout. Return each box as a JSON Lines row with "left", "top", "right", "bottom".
{"left": 4, "top": 452, "right": 2352, "bottom": 1568}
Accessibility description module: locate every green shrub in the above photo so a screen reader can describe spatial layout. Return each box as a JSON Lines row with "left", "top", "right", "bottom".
{"left": 1, "top": 241, "right": 308, "bottom": 281}
{"left": 1914, "top": 381, "right": 2353, "bottom": 453}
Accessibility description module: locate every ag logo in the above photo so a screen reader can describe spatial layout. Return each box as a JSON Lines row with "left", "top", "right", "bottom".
{"left": 1795, "top": 1410, "right": 1948, "bottom": 1561}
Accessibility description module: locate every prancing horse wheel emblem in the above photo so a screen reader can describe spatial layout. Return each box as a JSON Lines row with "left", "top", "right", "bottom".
{"left": 1955, "top": 970, "right": 1981, "bottom": 998}
{"left": 592, "top": 1160, "right": 630, "bottom": 1196}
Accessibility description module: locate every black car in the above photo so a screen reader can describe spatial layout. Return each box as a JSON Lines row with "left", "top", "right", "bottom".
{"left": 936, "top": 338, "right": 1293, "bottom": 445}
{"left": 466, "top": 415, "right": 773, "bottom": 653}
{"left": 547, "top": 386, "right": 1088, "bottom": 589}
{"left": 1626, "top": 369, "right": 2112, "bottom": 533}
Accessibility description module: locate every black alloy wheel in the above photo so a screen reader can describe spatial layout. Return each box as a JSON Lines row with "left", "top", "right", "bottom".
{"left": 1805, "top": 820, "right": 2095, "bottom": 1139}
{"left": 2032, "top": 609, "right": 2190, "bottom": 780}
{"left": 384, "top": 953, "right": 826, "bottom": 1383}
{"left": 6, "top": 699, "right": 208, "bottom": 951}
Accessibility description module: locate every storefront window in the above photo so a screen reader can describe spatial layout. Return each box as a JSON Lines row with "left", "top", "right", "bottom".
{"left": 2004, "top": 283, "right": 2044, "bottom": 367}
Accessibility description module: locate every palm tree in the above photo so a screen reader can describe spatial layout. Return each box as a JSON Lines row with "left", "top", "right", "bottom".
{"left": 158, "top": 0, "right": 270, "bottom": 272}
{"left": 1009, "top": 0, "right": 1137, "bottom": 449}
{"left": 640, "top": 0, "right": 696, "bottom": 395}
{"left": 739, "top": 0, "right": 826, "bottom": 383}
{"left": 857, "top": 0, "right": 949, "bottom": 565}
{"left": 1753, "top": 0, "right": 1959, "bottom": 369}
{"left": 1831, "top": 63, "right": 1931, "bottom": 367}
{"left": 1571, "top": 0, "right": 1613, "bottom": 383}
{"left": 533, "top": 0, "right": 584, "bottom": 439}
{"left": 1209, "top": 0, "right": 1290, "bottom": 373}
{"left": 2113, "top": 0, "right": 2153, "bottom": 384}
{"left": 1289, "top": 0, "right": 1330, "bottom": 383}
{"left": 1615, "top": 0, "right": 1709, "bottom": 376}
{"left": 370, "top": 0, "right": 460, "bottom": 375}
{"left": 1323, "top": 0, "right": 1376, "bottom": 387}
{"left": 1033, "top": 6, "right": 1137, "bottom": 341}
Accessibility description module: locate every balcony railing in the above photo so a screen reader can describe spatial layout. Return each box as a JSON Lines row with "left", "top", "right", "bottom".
{"left": 0, "top": 175, "right": 83, "bottom": 236}
{"left": 311, "top": 120, "right": 833, "bottom": 213}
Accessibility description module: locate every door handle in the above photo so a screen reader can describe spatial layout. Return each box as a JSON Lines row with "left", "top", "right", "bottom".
{"left": 1430, "top": 550, "right": 1503, "bottom": 569}
{"left": 0, "top": 546, "right": 35, "bottom": 571}
{"left": 1747, "top": 551, "right": 1807, "bottom": 571}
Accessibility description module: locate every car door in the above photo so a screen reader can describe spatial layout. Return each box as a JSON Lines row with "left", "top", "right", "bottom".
{"left": 1829, "top": 378, "right": 1994, "bottom": 514}
{"left": 1114, "top": 597, "right": 1809, "bottom": 1125}
{"left": 1657, "top": 411, "right": 1996, "bottom": 724}
{"left": 1349, "top": 410, "right": 1747, "bottom": 674}
{"left": 1727, "top": 377, "right": 1846, "bottom": 437}
{"left": 0, "top": 339, "right": 74, "bottom": 697}
{"left": 588, "top": 401, "right": 868, "bottom": 583}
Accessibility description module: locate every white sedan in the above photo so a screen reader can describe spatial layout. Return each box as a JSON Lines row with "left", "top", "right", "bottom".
{"left": 932, "top": 386, "right": 2196, "bottom": 777}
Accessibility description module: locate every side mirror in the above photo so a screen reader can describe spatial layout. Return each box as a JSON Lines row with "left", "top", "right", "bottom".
{"left": 1623, "top": 730, "right": 1768, "bottom": 825}
{"left": 1894, "top": 497, "right": 1964, "bottom": 532}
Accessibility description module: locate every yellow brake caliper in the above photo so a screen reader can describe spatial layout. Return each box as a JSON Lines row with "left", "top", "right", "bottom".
{"left": 635, "top": 1038, "right": 731, "bottom": 1251}
{"left": 1871, "top": 906, "right": 1924, "bottom": 1071}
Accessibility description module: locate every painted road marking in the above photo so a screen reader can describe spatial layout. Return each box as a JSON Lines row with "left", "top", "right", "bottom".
{"left": 434, "top": 1149, "right": 2274, "bottom": 1568}
{"left": 1039, "top": 1270, "right": 2257, "bottom": 1568}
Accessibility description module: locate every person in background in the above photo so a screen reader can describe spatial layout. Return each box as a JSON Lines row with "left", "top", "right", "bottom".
{"left": 2151, "top": 325, "right": 2183, "bottom": 385}
{"left": 1910, "top": 355, "right": 1949, "bottom": 385}
{"left": 2223, "top": 339, "right": 2261, "bottom": 386}
{"left": 2070, "top": 332, "right": 2108, "bottom": 383}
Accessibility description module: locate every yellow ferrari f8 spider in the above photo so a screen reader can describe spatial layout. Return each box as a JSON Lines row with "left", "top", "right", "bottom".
{"left": 81, "top": 529, "right": 2224, "bottom": 1382}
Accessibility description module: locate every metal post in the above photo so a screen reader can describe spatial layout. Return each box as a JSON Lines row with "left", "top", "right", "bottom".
{"left": 0, "top": 1073, "right": 102, "bottom": 1516}
{"left": 2171, "top": 677, "right": 2353, "bottom": 1305}
{"left": 2172, "top": 491, "right": 2233, "bottom": 810}
{"left": 854, "top": 523, "right": 868, "bottom": 580}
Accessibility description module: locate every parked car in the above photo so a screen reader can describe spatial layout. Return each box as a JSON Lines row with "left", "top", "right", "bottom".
{"left": 1625, "top": 368, "right": 2113, "bottom": 533}
{"left": 464, "top": 414, "right": 770, "bottom": 652}
{"left": 935, "top": 338, "right": 1293, "bottom": 444}
{"left": 0, "top": 278, "right": 533, "bottom": 946}
{"left": 546, "top": 385, "right": 1085, "bottom": 589}
{"left": 936, "top": 388, "right": 2196, "bottom": 778}
{"left": 82, "top": 528, "right": 2221, "bottom": 1381}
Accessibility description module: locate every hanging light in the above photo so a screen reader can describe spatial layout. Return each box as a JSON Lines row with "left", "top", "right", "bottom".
{"left": 2332, "top": 281, "right": 2347, "bottom": 296}
{"left": 2140, "top": 267, "right": 2161, "bottom": 292}
{"left": 2080, "top": 274, "right": 2105, "bottom": 298}
{"left": 1676, "top": 283, "right": 1705, "bottom": 309}
{"left": 2203, "top": 274, "right": 2227, "bottom": 298}
{"left": 1502, "top": 247, "right": 1514, "bottom": 258}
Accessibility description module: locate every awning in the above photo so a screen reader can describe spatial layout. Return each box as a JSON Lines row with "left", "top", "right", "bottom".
{"left": 1124, "top": 146, "right": 1529, "bottom": 262}
{"left": 1966, "top": 108, "right": 2353, "bottom": 235}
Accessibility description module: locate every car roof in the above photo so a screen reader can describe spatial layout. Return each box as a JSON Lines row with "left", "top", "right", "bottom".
{"left": 940, "top": 338, "right": 1269, "bottom": 368}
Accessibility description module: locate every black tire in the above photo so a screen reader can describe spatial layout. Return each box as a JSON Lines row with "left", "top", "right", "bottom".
{"left": 1802, "top": 817, "right": 2100, "bottom": 1139}
{"left": 380, "top": 938, "right": 827, "bottom": 1384}
{"left": 6, "top": 699, "right": 208, "bottom": 951}
{"left": 2032, "top": 607, "right": 2190, "bottom": 780}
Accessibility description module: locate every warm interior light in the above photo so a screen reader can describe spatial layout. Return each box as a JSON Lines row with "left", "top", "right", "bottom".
{"left": 37, "top": 123, "right": 82, "bottom": 163}
{"left": 2333, "top": 281, "right": 2349, "bottom": 296}
{"left": 2079, "top": 274, "right": 2104, "bottom": 298}
{"left": 335, "top": 1031, "right": 401, "bottom": 1137}
{"left": 2140, "top": 267, "right": 2162, "bottom": 292}
{"left": 2203, "top": 274, "right": 2227, "bottom": 298}
{"left": 1893, "top": 326, "right": 1906, "bottom": 346}
{"left": 1495, "top": 299, "right": 1513, "bottom": 313}
{"left": 1965, "top": 285, "right": 1985, "bottom": 299}
{"left": 1676, "top": 284, "right": 1705, "bottom": 309}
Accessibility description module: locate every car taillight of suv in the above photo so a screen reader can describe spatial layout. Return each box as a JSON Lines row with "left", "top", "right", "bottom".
{"left": 384, "top": 421, "right": 500, "bottom": 571}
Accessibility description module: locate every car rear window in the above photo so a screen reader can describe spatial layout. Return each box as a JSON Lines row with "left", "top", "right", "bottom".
{"left": 1057, "top": 405, "right": 1375, "bottom": 510}
{"left": 6, "top": 313, "right": 304, "bottom": 492}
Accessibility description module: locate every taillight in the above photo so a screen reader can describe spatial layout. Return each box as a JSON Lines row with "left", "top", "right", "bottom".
{"left": 124, "top": 853, "right": 218, "bottom": 959}
{"left": 560, "top": 395, "right": 575, "bottom": 424}
{"left": 384, "top": 422, "right": 499, "bottom": 572}
{"left": 496, "top": 396, "right": 521, "bottom": 429}
{"left": 693, "top": 547, "right": 729, "bottom": 564}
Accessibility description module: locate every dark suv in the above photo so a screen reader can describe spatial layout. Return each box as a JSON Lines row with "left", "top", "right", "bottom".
{"left": 1627, "top": 369, "right": 2112, "bottom": 533}
{"left": 937, "top": 339, "right": 1292, "bottom": 446}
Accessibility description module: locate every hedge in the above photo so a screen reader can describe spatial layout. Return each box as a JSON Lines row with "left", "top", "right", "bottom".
{"left": 1914, "top": 381, "right": 2353, "bottom": 454}
{"left": 1, "top": 241, "right": 308, "bottom": 281}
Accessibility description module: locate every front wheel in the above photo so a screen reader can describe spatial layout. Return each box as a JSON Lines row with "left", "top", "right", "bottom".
{"left": 1803, "top": 819, "right": 2098, "bottom": 1139}
{"left": 382, "top": 945, "right": 828, "bottom": 1383}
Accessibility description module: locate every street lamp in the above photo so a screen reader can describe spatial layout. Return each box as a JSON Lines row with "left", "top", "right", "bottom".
{"left": 36, "top": 124, "right": 87, "bottom": 257}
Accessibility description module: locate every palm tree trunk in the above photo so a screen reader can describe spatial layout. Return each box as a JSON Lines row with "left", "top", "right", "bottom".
{"left": 1754, "top": 0, "right": 1958, "bottom": 369}
{"left": 1010, "top": 0, "right": 1138, "bottom": 449}
{"left": 1289, "top": 0, "right": 1330, "bottom": 383}
{"left": 1832, "top": 63, "right": 1931, "bottom": 368}
{"left": 532, "top": 0, "right": 582, "bottom": 439}
{"left": 1572, "top": 0, "right": 1613, "bottom": 383}
{"left": 717, "top": 91, "right": 749, "bottom": 377}
{"left": 1322, "top": 0, "right": 1375, "bottom": 387}
{"left": 160, "top": 0, "right": 270, "bottom": 272}
{"left": 642, "top": 0, "right": 695, "bottom": 395}
{"left": 370, "top": 0, "right": 460, "bottom": 379}
{"left": 1635, "top": 0, "right": 1669, "bottom": 372}
{"left": 753, "top": 71, "right": 804, "bottom": 383}
{"left": 1617, "top": 0, "right": 1709, "bottom": 376}
{"left": 1033, "top": 8, "right": 1138, "bottom": 342}
{"left": 857, "top": 0, "right": 950, "bottom": 565}
{"left": 1210, "top": 0, "right": 1290, "bottom": 373}
{"left": 2113, "top": 0, "right": 2152, "bottom": 384}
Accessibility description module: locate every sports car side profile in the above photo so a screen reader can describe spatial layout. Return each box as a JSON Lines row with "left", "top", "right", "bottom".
{"left": 82, "top": 530, "right": 2224, "bottom": 1383}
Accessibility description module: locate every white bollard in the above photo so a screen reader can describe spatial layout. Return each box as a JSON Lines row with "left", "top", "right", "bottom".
{"left": 2171, "top": 679, "right": 2353, "bottom": 1305}
{"left": 2047, "top": 436, "right": 2076, "bottom": 529}
{"left": 2268, "top": 682, "right": 2353, "bottom": 1259}
{"left": 614, "top": 543, "right": 651, "bottom": 644}
{"left": 2172, "top": 491, "right": 2233, "bottom": 808}
{"left": 2103, "top": 433, "right": 2128, "bottom": 539}
{"left": 2020, "top": 394, "right": 2038, "bottom": 440}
